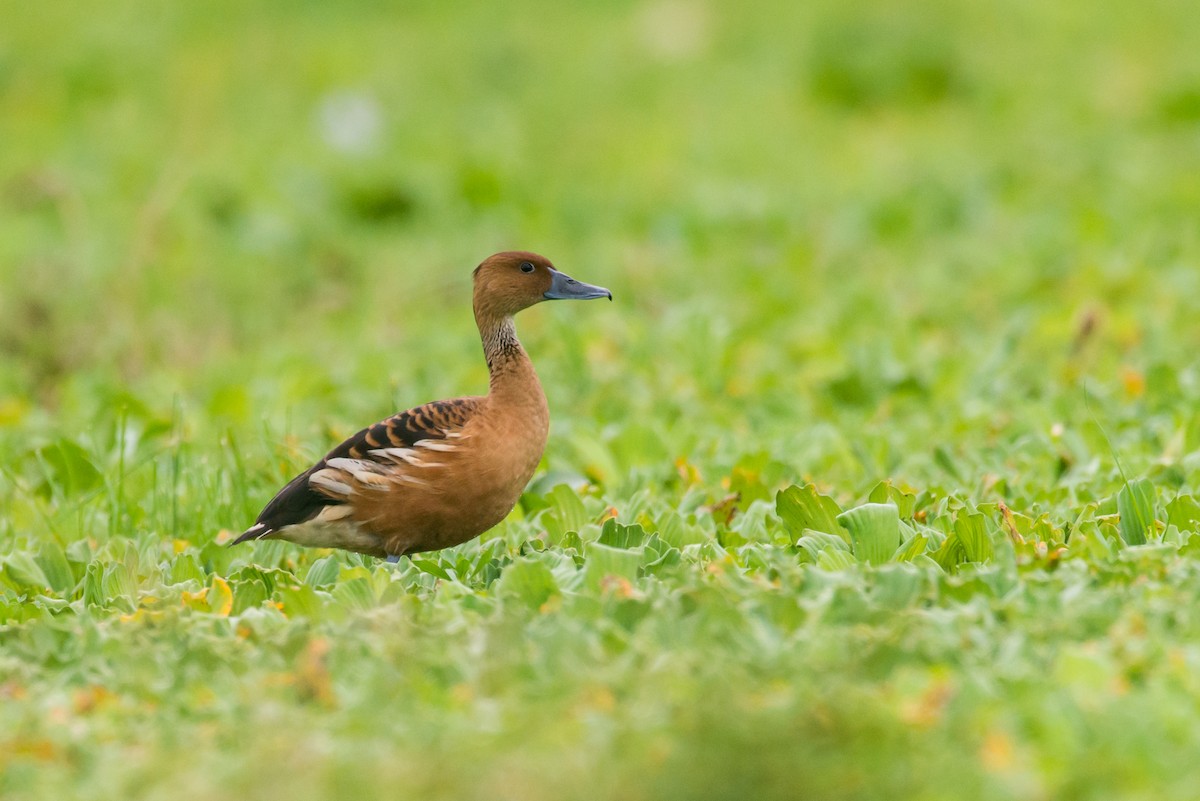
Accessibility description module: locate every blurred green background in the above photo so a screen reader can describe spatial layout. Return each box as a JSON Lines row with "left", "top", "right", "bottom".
{"left": 4, "top": 1, "right": 1200, "bottom": 799}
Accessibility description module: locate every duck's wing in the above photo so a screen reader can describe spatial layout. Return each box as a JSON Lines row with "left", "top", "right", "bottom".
{"left": 233, "top": 397, "right": 483, "bottom": 544}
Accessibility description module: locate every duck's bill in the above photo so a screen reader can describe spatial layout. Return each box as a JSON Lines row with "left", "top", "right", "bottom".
{"left": 544, "top": 269, "right": 613, "bottom": 301}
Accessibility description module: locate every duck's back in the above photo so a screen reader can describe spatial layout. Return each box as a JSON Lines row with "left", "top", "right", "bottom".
{"left": 235, "top": 384, "right": 551, "bottom": 557}
{"left": 235, "top": 396, "right": 484, "bottom": 555}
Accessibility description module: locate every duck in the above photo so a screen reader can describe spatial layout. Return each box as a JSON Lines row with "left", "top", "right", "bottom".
{"left": 233, "top": 251, "right": 611, "bottom": 561}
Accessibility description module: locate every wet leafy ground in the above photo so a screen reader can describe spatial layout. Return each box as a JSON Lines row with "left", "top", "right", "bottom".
{"left": 4, "top": 0, "right": 1200, "bottom": 798}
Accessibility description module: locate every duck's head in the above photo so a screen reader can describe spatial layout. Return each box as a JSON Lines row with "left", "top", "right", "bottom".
{"left": 473, "top": 251, "right": 611, "bottom": 320}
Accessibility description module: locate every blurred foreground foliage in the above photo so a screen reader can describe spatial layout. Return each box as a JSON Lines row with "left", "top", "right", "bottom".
{"left": 4, "top": 0, "right": 1200, "bottom": 798}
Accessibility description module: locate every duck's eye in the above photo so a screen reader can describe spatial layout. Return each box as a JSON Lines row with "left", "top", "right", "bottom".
{"left": 520, "top": 262, "right": 535, "bottom": 273}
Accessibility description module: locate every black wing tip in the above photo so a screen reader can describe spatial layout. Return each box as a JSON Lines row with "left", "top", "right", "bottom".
{"left": 231, "top": 523, "right": 273, "bottom": 546}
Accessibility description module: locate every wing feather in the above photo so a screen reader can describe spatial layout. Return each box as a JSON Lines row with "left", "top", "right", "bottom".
{"left": 233, "top": 397, "right": 482, "bottom": 543}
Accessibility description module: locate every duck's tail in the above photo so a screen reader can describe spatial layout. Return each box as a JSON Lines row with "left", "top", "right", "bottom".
{"left": 231, "top": 523, "right": 274, "bottom": 546}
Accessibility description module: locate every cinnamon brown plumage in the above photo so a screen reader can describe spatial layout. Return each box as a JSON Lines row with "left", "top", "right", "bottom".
{"left": 233, "top": 251, "right": 611, "bottom": 560}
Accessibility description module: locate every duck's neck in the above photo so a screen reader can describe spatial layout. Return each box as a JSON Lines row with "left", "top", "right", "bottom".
{"left": 477, "top": 313, "right": 546, "bottom": 411}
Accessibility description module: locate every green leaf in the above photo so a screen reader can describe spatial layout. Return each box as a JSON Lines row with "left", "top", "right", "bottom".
{"left": 599, "top": 519, "right": 647, "bottom": 548}
{"left": 893, "top": 531, "right": 929, "bottom": 562}
{"left": 332, "top": 577, "right": 377, "bottom": 611}
{"left": 497, "top": 558, "right": 559, "bottom": 608}
{"left": 304, "top": 556, "right": 341, "bottom": 587}
{"left": 657, "top": 511, "right": 708, "bottom": 548}
{"left": 82, "top": 562, "right": 105, "bottom": 608}
{"left": 867, "top": 481, "right": 916, "bottom": 519}
{"left": 3, "top": 552, "right": 51, "bottom": 592}
{"left": 643, "top": 544, "right": 681, "bottom": 575}
{"left": 776, "top": 485, "right": 844, "bottom": 541}
{"left": 411, "top": 559, "right": 453, "bottom": 581}
{"left": 543, "top": 484, "right": 590, "bottom": 543}
{"left": 1167, "top": 494, "right": 1200, "bottom": 534}
{"left": 955, "top": 512, "right": 993, "bottom": 563}
{"left": 796, "top": 531, "right": 851, "bottom": 562}
{"left": 277, "top": 584, "right": 323, "bottom": 618}
{"left": 836, "top": 503, "right": 900, "bottom": 565}
{"left": 932, "top": 532, "right": 967, "bottom": 571}
{"left": 728, "top": 452, "right": 773, "bottom": 507}
{"left": 816, "top": 548, "right": 857, "bottom": 571}
{"left": 872, "top": 564, "right": 924, "bottom": 608}
{"left": 1118, "top": 479, "right": 1157, "bottom": 546}
{"left": 169, "top": 554, "right": 206, "bottom": 586}
{"left": 584, "top": 542, "right": 642, "bottom": 592}
{"left": 232, "top": 578, "right": 270, "bottom": 614}
{"left": 101, "top": 564, "right": 137, "bottom": 609}
{"left": 35, "top": 541, "right": 75, "bottom": 595}
{"left": 35, "top": 438, "right": 103, "bottom": 497}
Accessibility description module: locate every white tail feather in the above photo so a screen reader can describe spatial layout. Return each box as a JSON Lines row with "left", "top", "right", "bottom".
{"left": 310, "top": 469, "right": 353, "bottom": 497}
{"left": 369, "top": 447, "right": 422, "bottom": 465}
{"left": 414, "top": 439, "right": 457, "bottom": 452}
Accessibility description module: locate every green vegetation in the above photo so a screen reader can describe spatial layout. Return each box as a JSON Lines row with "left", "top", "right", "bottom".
{"left": 4, "top": 0, "right": 1200, "bottom": 798}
